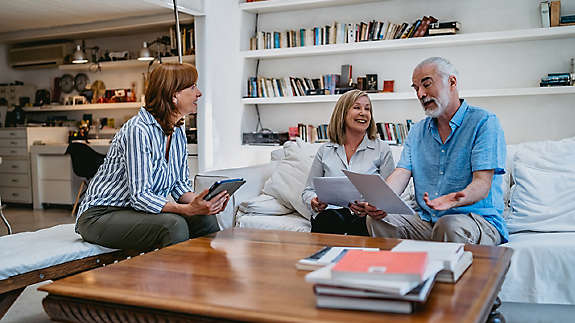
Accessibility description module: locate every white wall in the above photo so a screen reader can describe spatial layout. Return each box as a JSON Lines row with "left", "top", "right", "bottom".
{"left": 198, "top": 0, "right": 260, "bottom": 170}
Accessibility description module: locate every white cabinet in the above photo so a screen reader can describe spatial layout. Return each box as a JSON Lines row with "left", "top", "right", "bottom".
{"left": 30, "top": 144, "right": 109, "bottom": 209}
{"left": 0, "top": 127, "right": 68, "bottom": 204}
{"left": 239, "top": 0, "right": 575, "bottom": 145}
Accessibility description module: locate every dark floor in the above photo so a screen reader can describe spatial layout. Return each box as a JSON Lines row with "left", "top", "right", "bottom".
{"left": 1, "top": 204, "right": 74, "bottom": 235}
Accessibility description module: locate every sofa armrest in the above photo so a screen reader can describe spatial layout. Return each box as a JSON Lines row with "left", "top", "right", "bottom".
{"left": 194, "top": 163, "right": 276, "bottom": 229}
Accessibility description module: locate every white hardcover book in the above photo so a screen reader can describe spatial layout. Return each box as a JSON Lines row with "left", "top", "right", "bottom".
{"left": 541, "top": 1, "right": 551, "bottom": 28}
{"left": 436, "top": 251, "right": 473, "bottom": 283}
{"left": 384, "top": 23, "right": 394, "bottom": 40}
{"left": 281, "top": 31, "right": 288, "bottom": 48}
{"left": 282, "top": 77, "right": 293, "bottom": 96}
{"left": 265, "top": 78, "right": 275, "bottom": 97}
{"left": 272, "top": 78, "right": 280, "bottom": 97}
{"left": 391, "top": 240, "right": 464, "bottom": 271}
{"left": 347, "top": 23, "right": 355, "bottom": 43}
{"left": 305, "top": 29, "right": 314, "bottom": 47}
{"left": 257, "top": 31, "right": 265, "bottom": 50}
{"left": 261, "top": 78, "right": 268, "bottom": 97}
{"left": 329, "top": 22, "right": 337, "bottom": 44}
{"left": 336, "top": 22, "right": 345, "bottom": 44}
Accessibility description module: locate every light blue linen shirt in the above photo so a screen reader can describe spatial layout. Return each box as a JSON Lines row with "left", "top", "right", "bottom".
{"left": 302, "top": 135, "right": 395, "bottom": 216}
{"left": 397, "top": 100, "right": 508, "bottom": 243}
{"left": 76, "top": 107, "right": 193, "bottom": 224}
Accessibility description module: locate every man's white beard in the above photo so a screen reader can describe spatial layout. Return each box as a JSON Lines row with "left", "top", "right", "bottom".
{"left": 421, "top": 93, "right": 450, "bottom": 118}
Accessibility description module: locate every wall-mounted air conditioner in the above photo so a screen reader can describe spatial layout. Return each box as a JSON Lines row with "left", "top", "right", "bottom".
{"left": 8, "top": 43, "right": 72, "bottom": 69}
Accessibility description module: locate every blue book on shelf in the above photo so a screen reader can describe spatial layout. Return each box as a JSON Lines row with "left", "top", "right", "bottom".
{"left": 274, "top": 32, "right": 280, "bottom": 48}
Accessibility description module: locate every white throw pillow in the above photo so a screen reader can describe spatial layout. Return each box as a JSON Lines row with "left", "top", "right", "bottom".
{"left": 238, "top": 194, "right": 293, "bottom": 216}
{"left": 262, "top": 139, "right": 320, "bottom": 220}
{"left": 506, "top": 137, "right": 575, "bottom": 233}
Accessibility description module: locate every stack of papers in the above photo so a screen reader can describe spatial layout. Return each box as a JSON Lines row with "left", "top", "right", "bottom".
{"left": 313, "top": 171, "right": 416, "bottom": 215}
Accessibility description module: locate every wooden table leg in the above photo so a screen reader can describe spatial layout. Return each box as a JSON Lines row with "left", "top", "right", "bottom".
{"left": 0, "top": 287, "right": 25, "bottom": 320}
{"left": 487, "top": 296, "right": 505, "bottom": 323}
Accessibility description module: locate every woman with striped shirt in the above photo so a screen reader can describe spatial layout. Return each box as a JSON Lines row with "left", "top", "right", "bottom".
{"left": 76, "top": 63, "right": 228, "bottom": 251}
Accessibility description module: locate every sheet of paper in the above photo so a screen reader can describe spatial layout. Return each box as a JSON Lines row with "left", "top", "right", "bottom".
{"left": 313, "top": 176, "right": 362, "bottom": 208}
{"left": 342, "top": 170, "right": 416, "bottom": 215}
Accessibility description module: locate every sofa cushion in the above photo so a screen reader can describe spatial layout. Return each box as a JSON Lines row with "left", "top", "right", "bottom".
{"left": 236, "top": 212, "right": 311, "bottom": 232}
{"left": 262, "top": 140, "right": 320, "bottom": 220}
{"left": 506, "top": 136, "right": 575, "bottom": 233}
{"left": 238, "top": 194, "right": 293, "bottom": 215}
{"left": 499, "top": 232, "right": 575, "bottom": 304}
{"left": 0, "top": 224, "right": 116, "bottom": 280}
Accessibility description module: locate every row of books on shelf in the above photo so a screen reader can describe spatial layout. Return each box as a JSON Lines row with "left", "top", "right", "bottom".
{"left": 377, "top": 121, "right": 413, "bottom": 145}
{"left": 249, "top": 18, "right": 461, "bottom": 50}
{"left": 300, "top": 240, "right": 472, "bottom": 313}
{"left": 288, "top": 120, "right": 414, "bottom": 145}
{"left": 289, "top": 124, "right": 329, "bottom": 143}
{"left": 539, "top": 72, "right": 573, "bottom": 87}
{"left": 541, "top": 1, "right": 575, "bottom": 28}
{"left": 169, "top": 23, "right": 195, "bottom": 55}
{"left": 247, "top": 75, "right": 342, "bottom": 98}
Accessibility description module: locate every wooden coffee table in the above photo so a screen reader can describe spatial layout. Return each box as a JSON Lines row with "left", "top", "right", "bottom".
{"left": 39, "top": 228, "right": 512, "bottom": 323}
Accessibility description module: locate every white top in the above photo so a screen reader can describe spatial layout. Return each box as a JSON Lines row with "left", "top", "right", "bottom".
{"left": 302, "top": 135, "right": 395, "bottom": 217}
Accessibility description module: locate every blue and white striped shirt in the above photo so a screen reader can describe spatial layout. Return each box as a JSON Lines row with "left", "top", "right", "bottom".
{"left": 76, "top": 107, "right": 193, "bottom": 222}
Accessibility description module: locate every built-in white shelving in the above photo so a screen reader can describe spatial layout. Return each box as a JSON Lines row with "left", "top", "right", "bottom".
{"left": 240, "top": 0, "right": 381, "bottom": 14}
{"left": 59, "top": 55, "right": 195, "bottom": 71}
{"left": 23, "top": 102, "right": 141, "bottom": 112}
{"left": 242, "top": 86, "right": 575, "bottom": 105}
{"left": 242, "top": 26, "right": 575, "bottom": 59}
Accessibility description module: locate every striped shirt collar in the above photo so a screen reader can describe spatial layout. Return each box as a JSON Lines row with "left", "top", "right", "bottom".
{"left": 139, "top": 106, "right": 182, "bottom": 135}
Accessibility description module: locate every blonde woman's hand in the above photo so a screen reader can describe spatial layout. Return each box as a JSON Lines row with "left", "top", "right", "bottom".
{"left": 311, "top": 197, "right": 328, "bottom": 213}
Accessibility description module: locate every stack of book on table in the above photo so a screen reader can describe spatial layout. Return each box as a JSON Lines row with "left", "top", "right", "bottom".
{"left": 301, "top": 241, "right": 473, "bottom": 313}
{"left": 305, "top": 249, "right": 443, "bottom": 313}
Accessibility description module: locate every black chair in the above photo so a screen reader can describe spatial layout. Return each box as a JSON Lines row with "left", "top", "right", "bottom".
{"left": 65, "top": 143, "right": 106, "bottom": 217}
{"left": 0, "top": 196, "right": 12, "bottom": 235}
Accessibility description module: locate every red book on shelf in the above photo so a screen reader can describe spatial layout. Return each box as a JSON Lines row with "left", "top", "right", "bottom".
{"left": 331, "top": 250, "right": 428, "bottom": 283}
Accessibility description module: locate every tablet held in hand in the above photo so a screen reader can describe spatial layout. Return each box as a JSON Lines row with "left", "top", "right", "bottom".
{"left": 204, "top": 178, "right": 246, "bottom": 201}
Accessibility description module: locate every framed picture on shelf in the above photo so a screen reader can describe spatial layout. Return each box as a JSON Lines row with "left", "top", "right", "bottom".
{"left": 366, "top": 74, "right": 378, "bottom": 93}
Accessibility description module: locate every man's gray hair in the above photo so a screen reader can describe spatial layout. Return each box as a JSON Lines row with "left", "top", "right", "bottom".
{"left": 415, "top": 57, "right": 458, "bottom": 82}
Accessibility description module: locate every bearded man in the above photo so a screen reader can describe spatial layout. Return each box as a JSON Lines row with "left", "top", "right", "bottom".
{"left": 355, "top": 57, "right": 508, "bottom": 245}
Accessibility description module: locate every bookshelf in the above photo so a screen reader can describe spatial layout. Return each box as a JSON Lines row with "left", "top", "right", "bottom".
{"left": 22, "top": 102, "right": 141, "bottom": 112}
{"left": 242, "top": 86, "right": 575, "bottom": 105}
{"left": 239, "top": 0, "right": 575, "bottom": 149}
{"left": 242, "top": 26, "right": 575, "bottom": 59}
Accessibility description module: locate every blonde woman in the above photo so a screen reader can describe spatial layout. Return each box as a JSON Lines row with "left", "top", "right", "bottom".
{"left": 302, "top": 90, "right": 394, "bottom": 235}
